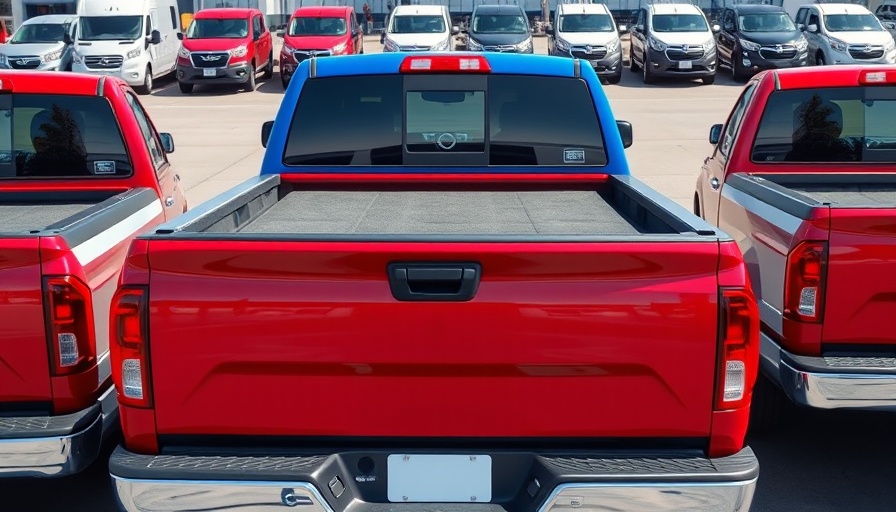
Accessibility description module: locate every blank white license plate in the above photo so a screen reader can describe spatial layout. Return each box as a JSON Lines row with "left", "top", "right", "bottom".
{"left": 679, "top": 60, "right": 693, "bottom": 69}
{"left": 203, "top": 68, "right": 216, "bottom": 77}
{"left": 387, "top": 454, "right": 492, "bottom": 503}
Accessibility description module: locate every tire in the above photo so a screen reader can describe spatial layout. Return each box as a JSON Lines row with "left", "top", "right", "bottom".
{"left": 702, "top": 74, "right": 716, "bottom": 85}
{"left": 245, "top": 61, "right": 257, "bottom": 91}
{"left": 816, "top": 52, "right": 825, "bottom": 66}
{"left": 606, "top": 73, "right": 621, "bottom": 85}
{"left": 748, "top": 373, "right": 789, "bottom": 433}
{"left": 629, "top": 45, "right": 640, "bottom": 72}
{"left": 642, "top": 53, "right": 654, "bottom": 84}
{"left": 262, "top": 52, "right": 273, "bottom": 79}
{"left": 281, "top": 75, "right": 289, "bottom": 90}
{"left": 178, "top": 82, "right": 193, "bottom": 94}
{"left": 136, "top": 65, "right": 153, "bottom": 95}
{"left": 731, "top": 53, "right": 746, "bottom": 82}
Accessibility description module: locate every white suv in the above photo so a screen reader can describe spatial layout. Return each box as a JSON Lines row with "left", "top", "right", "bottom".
{"left": 795, "top": 3, "right": 896, "bottom": 65}
{"left": 382, "top": 5, "right": 458, "bottom": 52}
{"left": 548, "top": 3, "right": 625, "bottom": 84}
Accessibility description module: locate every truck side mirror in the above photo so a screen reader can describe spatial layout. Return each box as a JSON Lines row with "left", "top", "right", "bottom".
{"left": 150, "top": 29, "right": 161, "bottom": 45}
{"left": 159, "top": 133, "right": 175, "bottom": 153}
{"left": 617, "top": 120, "right": 633, "bottom": 149}
{"left": 176, "top": 32, "right": 184, "bottom": 40}
{"left": 276, "top": 29, "right": 285, "bottom": 37}
{"left": 618, "top": 24, "right": 628, "bottom": 34}
{"left": 712, "top": 24, "right": 721, "bottom": 33}
{"left": 807, "top": 23, "right": 818, "bottom": 33}
{"left": 63, "top": 32, "right": 73, "bottom": 45}
{"left": 261, "top": 120, "right": 274, "bottom": 148}
{"left": 709, "top": 124, "right": 723, "bottom": 145}
{"left": 545, "top": 27, "right": 554, "bottom": 35}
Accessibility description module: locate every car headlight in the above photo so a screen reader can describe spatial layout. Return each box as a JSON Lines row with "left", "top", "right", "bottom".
{"left": 795, "top": 37, "right": 808, "bottom": 52}
{"left": 829, "top": 38, "right": 848, "bottom": 52}
{"left": 282, "top": 42, "right": 296, "bottom": 54}
{"left": 432, "top": 38, "right": 451, "bottom": 51}
{"left": 606, "top": 38, "right": 620, "bottom": 53}
{"left": 738, "top": 38, "right": 759, "bottom": 52}
{"left": 178, "top": 46, "right": 190, "bottom": 58}
{"left": 72, "top": 51, "right": 82, "bottom": 64}
{"left": 555, "top": 37, "right": 570, "bottom": 52}
{"left": 515, "top": 38, "right": 532, "bottom": 52}
{"left": 648, "top": 35, "right": 666, "bottom": 51}
{"left": 332, "top": 40, "right": 347, "bottom": 54}
{"left": 127, "top": 47, "right": 141, "bottom": 59}
{"left": 230, "top": 44, "right": 248, "bottom": 57}
{"left": 42, "top": 49, "right": 63, "bottom": 62}
{"left": 885, "top": 38, "right": 895, "bottom": 51}
{"left": 466, "top": 37, "right": 483, "bottom": 51}
{"left": 0, "top": 54, "right": 8, "bottom": 66}
{"left": 384, "top": 38, "right": 398, "bottom": 52}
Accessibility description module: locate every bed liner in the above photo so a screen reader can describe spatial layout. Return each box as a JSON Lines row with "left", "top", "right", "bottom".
{"left": 0, "top": 203, "right": 95, "bottom": 234}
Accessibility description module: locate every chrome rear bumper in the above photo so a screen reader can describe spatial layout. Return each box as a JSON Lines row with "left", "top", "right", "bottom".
{"left": 761, "top": 332, "right": 896, "bottom": 410}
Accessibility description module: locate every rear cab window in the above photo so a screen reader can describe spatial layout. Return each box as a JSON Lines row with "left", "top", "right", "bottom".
{"left": 751, "top": 86, "right": 896, "bottom": 163}
{"left": 0, "top": 94, "right": 132, "bottom": 178}
{"left": 282, "top": 74, "right": 606, "bottom": 167}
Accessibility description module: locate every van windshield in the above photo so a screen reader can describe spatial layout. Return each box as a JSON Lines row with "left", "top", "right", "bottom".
{"left": 823, "top": 14, "right": 883, "bottom": 32}
{"left": 559, "top": 14, "right": 615, "bottom": 32}
{"left": 472, "top": 14, "right": 528, "bottom": 34}
{"left": 651, "top": 14, "right": 708, "bottom": 32}
{"left": 739, "top": 13, "right": 795, "bottom": 32}
{"left": 79, "top": 16, "right": 143, "bottom": 41}
{"left": 288, "top": 16, "right": 347, "bottom": 36}
{"left": 390, "top": 15, "right": 446, "bottom": 34}
{"left": 10, "top": 23, "right": 66, "bottom": 43}
{"left": 187, "top": 18, "right": 250, "bottom": 38}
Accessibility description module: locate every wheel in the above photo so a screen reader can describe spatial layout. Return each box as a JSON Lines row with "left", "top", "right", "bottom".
{"left": 642, "top": 53, "right": 654, "bottom": 84}
{"left": 606, "top": 73, "right": 621, "bottom": 85}
{"left": 281, "top": 74, "right": 289, "bottom": 90}
{"left": 245, "top": 61, "right": 257, "bottom": 91}
{"left": 702, "top": 74, "right": 716, "bottom": 85}
{"left": 136, "top": 65, "right": 153, "bottom": 95}
{"left": 629, "top": 45, "right": 640, "bottom": 72}
{"left": 816, "top": 52, "right": 825, "bottom": 66}
{"left": 748, "top": 373, "right": 790, "bottom": 433}
{"left": 731, "top": 53, "right": 746, "bottom": 82}
{"left": 262, "top": 52, "right": 273, "bottom": 79}
{"left": 178, "top": 82, "right": 193, "bottom": 94}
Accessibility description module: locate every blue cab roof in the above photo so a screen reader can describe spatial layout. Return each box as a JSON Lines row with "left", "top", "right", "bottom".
{"left": 308, "top": 51, "right": 578, "bottom": 78}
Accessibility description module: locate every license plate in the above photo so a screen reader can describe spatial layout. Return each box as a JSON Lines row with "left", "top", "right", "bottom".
{"left": 387, "top": 454, "right": 491, "bottom": 503}
{"left": 203, "top": 68, "right": 216, "bottom": 77}
{"left": 679, "top": 60, "right": 693, "bottom": 70}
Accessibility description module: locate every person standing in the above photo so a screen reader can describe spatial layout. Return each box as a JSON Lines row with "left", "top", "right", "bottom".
{"left": 381, "top": 1, "right": 393, "bottom": 43}
{"left": 363, "top": 3, "right": 373, "bottom": 35}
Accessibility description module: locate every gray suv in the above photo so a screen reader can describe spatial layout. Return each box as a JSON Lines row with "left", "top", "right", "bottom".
{"left": 466, "top": 4, "right": 533, "bottom": 53}
{"left": 0, "top": 15, "right": 77, "bottom": 72}
{"left": 629, "top": 3, "right": 720, "bottom": 84}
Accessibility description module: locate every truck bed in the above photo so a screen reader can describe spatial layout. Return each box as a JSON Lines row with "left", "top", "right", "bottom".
{"left": 786, "top": 186, "right": 896, "bottom": 207}
{"left": 166, "top": 174, "right": 712, "bottom": 239}
{"left": 240, "top": 191, "right": 641, "bottom": 236}
{"left": 0, "top": 203, "right": 97, "bottom": 234}
{"left": 742, "top": 173, "right": 896, "bottom": 209}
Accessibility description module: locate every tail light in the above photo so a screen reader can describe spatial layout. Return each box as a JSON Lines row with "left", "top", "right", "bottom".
{"left": 784, "top": 241, "right": 827, "bottom": 323}
{"left": 110, "top": 286, "right": 152, "bottom": 408}
{"left": 715, "top": 288, "right": 759, "bottom": 411}
{"left": 43, "top": 276, "right": 96, "bottom": 376}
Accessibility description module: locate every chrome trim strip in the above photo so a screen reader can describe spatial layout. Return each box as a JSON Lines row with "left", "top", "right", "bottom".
{"left": 112, "top": 479, "right": 336, "bottom": 512}
{"left": 536, "top": 479, "right": 757, "bottom": 512}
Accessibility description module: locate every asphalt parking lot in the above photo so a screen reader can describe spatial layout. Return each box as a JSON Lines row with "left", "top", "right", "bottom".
{"left": 1, "top": 35, "right": 895, "bottom": 511}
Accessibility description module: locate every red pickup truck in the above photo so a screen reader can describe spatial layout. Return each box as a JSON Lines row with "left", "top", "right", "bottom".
{"left": 0, "top": 71, "right": 186, "bottom": 478}
{"left": 696, "top": 65, "right": 896, "bottom": 428}
{"left": 109, "top": 53, "right": 760, "bottom": 512}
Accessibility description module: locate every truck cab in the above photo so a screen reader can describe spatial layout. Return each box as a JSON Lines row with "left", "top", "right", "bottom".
{"left": 547, "top": 2, "right": 625, "bottom": 84}
{"left": 175, "top": 7, "right": 274, "bottom": 94}
{"left": 70, "top": 0, "right": 181, "bottom": 95}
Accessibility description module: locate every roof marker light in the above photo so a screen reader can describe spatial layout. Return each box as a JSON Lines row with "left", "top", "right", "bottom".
{"left": 859, "top": 70, "right": 896, "bottom": 85}
{"left": 400, "top": 55, "right": 491, "bottom": 74}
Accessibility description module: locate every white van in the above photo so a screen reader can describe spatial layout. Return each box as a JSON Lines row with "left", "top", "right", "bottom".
{"left": 70, "top": 0, "right": 181, "bottom": 94}
{"left": 548, "top": 2, "right": 625, "bottom": 84}
{"left": 382, "top": 5, "right": 458, "bottom": 52}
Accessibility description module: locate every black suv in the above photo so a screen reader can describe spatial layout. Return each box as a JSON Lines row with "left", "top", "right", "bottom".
{"left": 466, "top": 4, "right": 533, "bottom": 53}
{"left": 716, "top": 3, "right": 809, "bottom": 80}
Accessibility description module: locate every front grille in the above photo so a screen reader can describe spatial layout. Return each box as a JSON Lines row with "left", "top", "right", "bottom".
{"left": 294, "top": 50, "right": 331, "bottom": 62}
{"left": 190, "top": 52, "right": 230, "bottom": 68}
{"left": 84, "top": 55, "right": 123, "bottom": 69}
{"left": 7, "top": 55, "right": 41, "bottom": 69}
{"left": 759, "top": 45, "right": 797, "bottom": 60}
{"left": 571, "top": 46, "right": 608, "bottom": 60}
{"left": 665, "top": 46, "right": 704, "bottom": 61}
{"left": 483, "top": 45, "right": 518, "bottom": 52}
{"left": 399, "top": 45, "right": 430, "bottom": 51}
{"left": 848, "top": 45, "right": 884, "bottom": 59}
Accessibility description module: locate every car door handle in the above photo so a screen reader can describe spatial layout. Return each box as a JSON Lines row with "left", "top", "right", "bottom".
{"left": 165, "top": 196, "right": 175, "bottom": 207}
{"left": 710, "top": 177, "right": 721, "bottom": 190}
{"left": 387, "top": 262, "right": 481, "bottom": 301}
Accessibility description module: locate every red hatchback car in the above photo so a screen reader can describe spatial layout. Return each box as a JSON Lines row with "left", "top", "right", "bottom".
{"left": 278, "top": 6, "right": 364, "bottom": 88}
{"left": 176, "top": 8, "right": 274, "bottom": 93}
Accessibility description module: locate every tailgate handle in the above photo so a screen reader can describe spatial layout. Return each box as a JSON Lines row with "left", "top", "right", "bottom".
{"left": 387, "top": 262, "right": 481, "bottom": 301}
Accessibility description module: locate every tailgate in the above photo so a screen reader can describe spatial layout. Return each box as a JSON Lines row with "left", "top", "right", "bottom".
{"left": 0, "top": 237, "right": 51, "bottom": 405}
{"left": 823, "top": 208, "right": 896, "bottom": 347}
{"left": 147, "top": 240, "right": 723, "bottom": 439}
